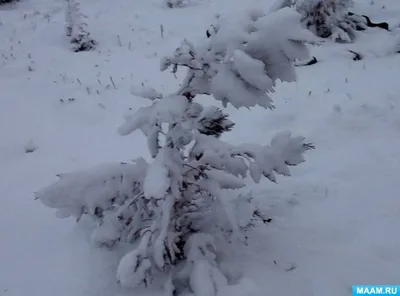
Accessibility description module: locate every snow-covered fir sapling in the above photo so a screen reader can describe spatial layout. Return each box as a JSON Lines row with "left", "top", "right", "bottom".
{"left": 36, "top": 7, "right": 315, "bottom": 296}
{"left": 65, "top": 0, "right": 96, "bottom": 52}
{"left": 296, "top": 0, "right": 369, "bottom": 42}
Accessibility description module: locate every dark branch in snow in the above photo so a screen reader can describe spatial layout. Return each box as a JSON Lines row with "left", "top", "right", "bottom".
{"left": 294, "top": 56, "right": 318, "bottom": 67}
{"left": 360, "top": 14, "right": 389, "bottom": 31}
{"left": 348, "top": 50, "right": 362, "bottom": 61}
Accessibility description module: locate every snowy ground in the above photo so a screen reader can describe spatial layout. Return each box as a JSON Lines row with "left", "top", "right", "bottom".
{"left": 1, "top": 0, "right": 400, "bottom": 295}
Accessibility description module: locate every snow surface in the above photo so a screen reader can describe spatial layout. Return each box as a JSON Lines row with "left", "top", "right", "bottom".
{"left": 1, "top": 0, "right": 400, "bottom": 295}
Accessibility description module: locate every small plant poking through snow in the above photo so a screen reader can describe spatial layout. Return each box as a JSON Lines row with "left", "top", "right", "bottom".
{"left": 164, "top": 0, "right": 184, "bottom": 9}
{"left": 65, "top": 0, "right": 96, "bottom": 52}
{"left": 36, "top": 7, "right": 314, "bottom": 296}
{"left": 25, "top": 139, "right": 37, "bottom": 153}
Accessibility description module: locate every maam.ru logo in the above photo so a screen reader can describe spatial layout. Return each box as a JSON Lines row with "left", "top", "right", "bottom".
{"left": 352, "top": 286, "right": 400, "bottom": 295}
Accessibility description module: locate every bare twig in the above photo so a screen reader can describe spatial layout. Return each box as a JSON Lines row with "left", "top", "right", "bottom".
{"left": 348, "top": 50, "right": 362, "bottom": 61}
{"left": 160, "top": 24, "right": 164, "bottom": 39}
{"left": 294, "top": 56, "right": 318, "bottom": 67}
{"left": 110, "top": 76, "right": 117, "bottom": 89}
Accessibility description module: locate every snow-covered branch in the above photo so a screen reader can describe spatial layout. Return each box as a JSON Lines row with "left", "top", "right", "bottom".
{"left": 161, "top": 7, "right": 320, "bottom": 108}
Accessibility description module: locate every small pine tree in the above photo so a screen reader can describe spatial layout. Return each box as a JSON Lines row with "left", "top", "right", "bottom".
{"left": 65, "top": 0, "right": 96, "bottom": 52}
{"left": 36, "top": 7, "right": 315, "bottom": 296}
{"left": 296, "top": 0, "right": 367, "bottom": 42}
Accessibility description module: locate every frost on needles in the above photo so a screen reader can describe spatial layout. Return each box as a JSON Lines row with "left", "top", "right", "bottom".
{"left": 35, "top": 7, "right": 315, "bottom": 296}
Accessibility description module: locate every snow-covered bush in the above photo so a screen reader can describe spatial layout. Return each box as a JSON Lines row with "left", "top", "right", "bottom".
{"left": 65, "top": 0, "right": 96, "bottom": 52}
{"left": 36, "top": 7, "right": 315, "bottom": 296}
{"left": 296, "top": 0, "right": 367, "bottom": 42}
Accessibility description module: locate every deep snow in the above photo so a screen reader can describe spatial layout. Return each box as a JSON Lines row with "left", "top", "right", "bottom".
{"left": 1, "top": 0, "right": 400, "bottom": 295}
